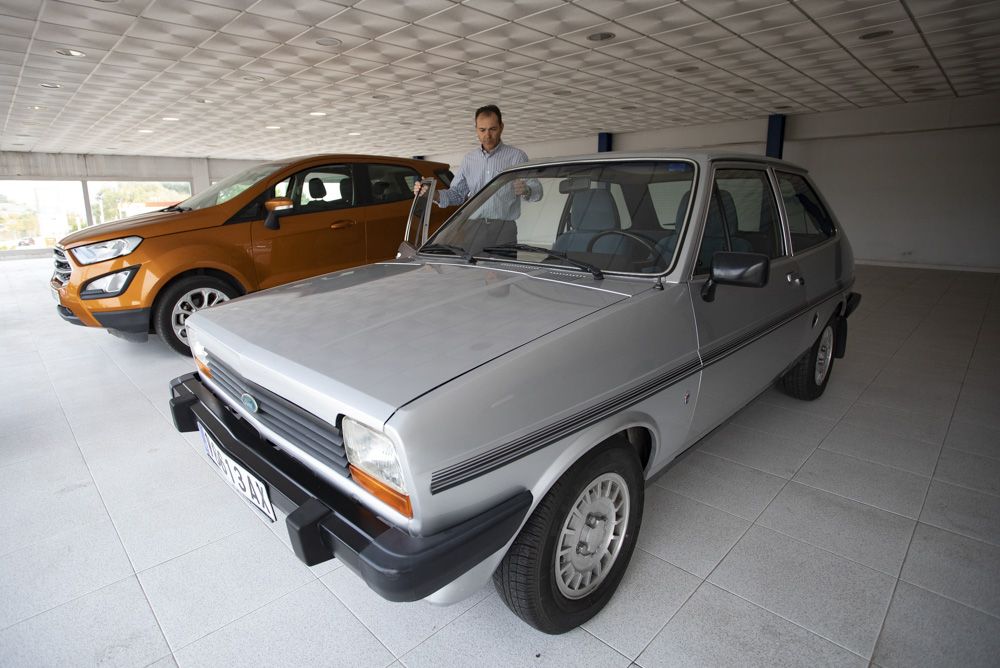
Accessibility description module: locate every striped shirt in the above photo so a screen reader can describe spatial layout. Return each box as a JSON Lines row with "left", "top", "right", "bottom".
{"left": 437, "top": 142, "right": 534, "bottom": 220}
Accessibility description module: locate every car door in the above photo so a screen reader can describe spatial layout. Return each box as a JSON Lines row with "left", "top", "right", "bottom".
{"left": 688, "top": 165, "right": 808, "bottom": 438}
{"left": 250, "top": 163, "right": 366, "bottom": 290}
{"left": 361, "top": 162, "right": 425, "bottom": 263}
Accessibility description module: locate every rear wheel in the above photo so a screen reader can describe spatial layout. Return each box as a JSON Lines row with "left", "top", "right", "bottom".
{"left": 493, "top": 439, "right": 643, "bottom": 634}
{"left": 154, "top": 276, "right": 237, "bottom": 356}
{"left": 781, "top": 319, "right": 836, "bottom": 400}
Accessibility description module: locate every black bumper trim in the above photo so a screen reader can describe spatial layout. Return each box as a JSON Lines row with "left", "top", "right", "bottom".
{"left": 170, "top": 372, "right": 532, "bottom": 602}
{"left": 94, "top": 307, "right": 150, "bottom": 334}
{"left": 56, "top": 304, "right": 85, "bottom": 327}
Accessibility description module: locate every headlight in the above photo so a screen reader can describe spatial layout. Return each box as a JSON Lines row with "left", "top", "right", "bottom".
{"left": 342, "top": 417, "right": 411, "bottom": 517}
{"left": 71, "top": 236, "right": 142, "bottom": 265}
{"left": 342, "top": 418, "right": 406, "bottom": 492}
{"left": 79, "top": 266, "right": 138, "bottom": 299}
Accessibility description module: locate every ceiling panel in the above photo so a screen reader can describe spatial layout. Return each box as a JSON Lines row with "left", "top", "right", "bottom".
{"left": 0, "top": 0, "right": 997, "bottom": 158}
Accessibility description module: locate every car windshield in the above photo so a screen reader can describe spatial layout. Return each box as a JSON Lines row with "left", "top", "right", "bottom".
{"left": 426, "top": 160, "right": 696, "bottom": 275}
{"left": 175, "top": 161, "right": 291, "bottom": 211}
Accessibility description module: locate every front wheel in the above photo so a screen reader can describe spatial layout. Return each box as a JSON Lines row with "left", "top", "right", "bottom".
{"left": 781, "top": 319, "right": 836, "bottom": 400}
{"left": 154, "top": 276, "right": 237, "bottom": 356}
{"left": 493, "top": 439, "right": 644, "bottom": 634}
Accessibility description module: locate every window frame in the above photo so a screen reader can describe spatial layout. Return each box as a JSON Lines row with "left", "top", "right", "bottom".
{"left": 771, "top": 168, "right": 838, "bottom": 255}
{"left": 288, "top": 163, "right": 357, "bottom": 214}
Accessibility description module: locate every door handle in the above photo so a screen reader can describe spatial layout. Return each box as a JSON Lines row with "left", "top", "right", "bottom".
{"left": 330, "top": 220, "right": 357, "bottom": 230}
{"left": 786, "top": 271, "right": 805, "bottom": 286}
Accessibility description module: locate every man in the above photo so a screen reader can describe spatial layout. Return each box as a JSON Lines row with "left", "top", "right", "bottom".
{"left": 415, "top": 104, "right": 540, "bottom": 222}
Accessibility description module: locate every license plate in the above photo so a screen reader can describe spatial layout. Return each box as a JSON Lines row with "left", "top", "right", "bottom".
{"left": 50, "top": 287, "right": 60, "bottom": 304}
{"left": 198, "top": 424, "right": 277, "bottom": 522}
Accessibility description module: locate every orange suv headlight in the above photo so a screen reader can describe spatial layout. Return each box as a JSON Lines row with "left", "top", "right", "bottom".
{"left": 71, "top": 236, "right": 143, "bottom": 265}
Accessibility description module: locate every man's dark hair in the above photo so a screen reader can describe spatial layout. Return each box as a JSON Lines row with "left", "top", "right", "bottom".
{"left": 475, "top": 104, "right": 502, "bottom": 123}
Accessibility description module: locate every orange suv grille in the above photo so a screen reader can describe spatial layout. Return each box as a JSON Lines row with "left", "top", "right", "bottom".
{"left": 207, "top": 356, "right": 351, "bottom": 479}
{"left": 52, "top": 247, "right": 71, "bottom": 286}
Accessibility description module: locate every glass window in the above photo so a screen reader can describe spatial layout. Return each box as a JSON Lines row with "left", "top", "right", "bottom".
{"left": 777, "top": 172, "right": 835, "bottom": 252}
{"left": 293, "top": 165, "right": 353, "bottom": 211}
{"left": 696, "top": 169, "right": 782, "bottom": 274}
{"left": 87, "top": 181, "right": 192, "bottom": 225}
{"left": 429, "top": 160, "right": 695, "bottom": 275}
{"left": 181, "top": 161, "right": 289, "bottom": 211}
{"left": 368, "top": 163, "right": 422, "bottom": 204}
{"left": 0, "top": 180, "right": 88, "bottom": 250}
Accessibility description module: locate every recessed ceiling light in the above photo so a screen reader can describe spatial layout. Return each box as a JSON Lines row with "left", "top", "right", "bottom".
{"left": 620, "top": 105, "right": 638, "bottom": 110}
{"left": 892, "top": 64, "right": 920, "bottom": 73}
{"left": 348, "top": 131, "right": 362, "bottom": 136}
{"left": 93, "top": 0, "right": 119, "bottom": 3}
{"left": 859, "top": 29, "right": 894, "bottom": 40}
{"left": 372, "top": 94, "right": 389, "bottom": 99}
{"left": 309, "top": 111, "right": 327, "bottom": 116}
{"left": 457, "top": 68, "right": 480, "bottom": 76}
{"left": 911, "top": 87, "right": 936, "bottom": 94}
{"left": 265, "top": 125, "right": 281, "bottom": 129}
{"left": 774, "top": 105, "right": 792, "bottom": 110}
{"left": 242, "top": 75, "right": 265, "bottom": 82}
{"left": 162, "top": 116, "right": 179, "bottom": 121}
{"left": 29, "top": 105, "right": 46, "bottom": 110}
{"left": 733, "top": 88, "right": 754, "bottom": 94}
{"left": 676, "top": 65, "right": 699, "bottom": 73}
{"left": 552, "top": 89, "right": 573, "bottom": 96}
{"left": 587, "top": 32, "right": 615, "bottom": 42}
{"left": 315, "top": 37, "right": 342, "bottom": 47}
{"left": 196, "top": 98, "right": 212, "bottom": 104}
{"left": 55, "top": 48, "right": 86, "bottom": 57}
{"left": 40, "top": 82, "right": 61, "bottom": 89}
{"left": 138, "top": 129, "right": 153, "bottom": 133}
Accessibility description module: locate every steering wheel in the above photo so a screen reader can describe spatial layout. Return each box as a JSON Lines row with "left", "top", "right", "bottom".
{"left": 584, "top": 229, "right": 666, "bottom": 266}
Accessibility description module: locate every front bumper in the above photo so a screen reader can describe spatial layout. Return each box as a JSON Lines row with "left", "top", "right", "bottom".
{"left": 169, "top": 372, "right": 532, "bottom": 602}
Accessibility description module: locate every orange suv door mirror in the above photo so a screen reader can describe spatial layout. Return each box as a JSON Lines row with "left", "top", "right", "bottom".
{"left": 263, "top": 197, "right": 294, "bottom": 230}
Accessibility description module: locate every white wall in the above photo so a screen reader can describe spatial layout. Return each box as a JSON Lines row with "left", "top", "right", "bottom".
{"left": 0, "top": 152, "right": 260, "bottom": 192}
{"left": 428, "top": 93, "right": 1000, "bottom": 271}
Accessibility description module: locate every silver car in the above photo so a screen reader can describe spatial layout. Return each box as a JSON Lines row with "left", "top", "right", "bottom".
{"left": 170, "top": 151, "right": 860, "bottom": 633}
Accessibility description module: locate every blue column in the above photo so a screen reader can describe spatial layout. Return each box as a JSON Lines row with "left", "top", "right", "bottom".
{"left": 598, "top": 132, "right": 613, "bottom": 152}
{"left": 766, "top": 114, "right": 786, "bottom": 159}
{"left": 412, "top": 155, "right": 425, "bottom": 160}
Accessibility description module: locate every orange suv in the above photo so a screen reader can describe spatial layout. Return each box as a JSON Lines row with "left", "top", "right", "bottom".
{"left": 51, "top": 154, "right": 454, "bottom": 354}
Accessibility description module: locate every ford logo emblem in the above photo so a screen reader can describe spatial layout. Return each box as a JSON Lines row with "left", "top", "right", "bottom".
{"left": 240, "top": 392, "right": 259, "bottom": 414}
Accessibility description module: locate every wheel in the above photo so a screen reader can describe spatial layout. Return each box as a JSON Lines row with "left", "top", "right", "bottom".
{"left": 493, "top": 439, "right": 644, "bottom": 634}
{"left": 781, "top": 319, "right": 836, "bottom": 400}
{"left": 154, "top": 276, "right": 237, "bottom": 356}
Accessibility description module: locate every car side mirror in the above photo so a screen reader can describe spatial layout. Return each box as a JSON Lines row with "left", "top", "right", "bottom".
{"left": 701, "top": 251, "right": 770, "bottom": 302}
{"left": 396, "top": 241, "right": 417, "bottom": 260}
{"left": 263, "top": 197, "right": 293, "bottom": 230}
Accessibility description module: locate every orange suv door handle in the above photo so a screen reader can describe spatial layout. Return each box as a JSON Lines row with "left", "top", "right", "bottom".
{"left": 330, "top": 220, "right": 357, "bottom": 230}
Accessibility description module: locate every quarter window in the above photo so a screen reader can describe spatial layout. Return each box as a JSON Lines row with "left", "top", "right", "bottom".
{"left": 368, "top": 164, "right": 422, "bottom": 204}
{"left": 696, "top": 169, "right": 783, "bottom": 274}
{"left": 777, "top": 172, "right": 835, "bottom": 252}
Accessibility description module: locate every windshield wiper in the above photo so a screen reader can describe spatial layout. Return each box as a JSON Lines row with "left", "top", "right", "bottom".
{"left": 161, "top": 204, "right": 191, "bottom": 212}
{"left": 480, "top": 243, "right": 604, "bottom": 280}
{"left": 418, "top": 243, "right": 475, "bottom": 263}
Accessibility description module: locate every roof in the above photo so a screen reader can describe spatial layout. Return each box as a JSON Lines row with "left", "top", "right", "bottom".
{"left": 516, "top": 150, "right": 807, "bottom": 173}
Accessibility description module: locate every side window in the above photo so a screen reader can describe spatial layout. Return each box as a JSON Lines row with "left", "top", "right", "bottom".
{"left": 292, "top": 165, "right": 354, "bottom": 212}
{"left": 777, "top": 172, "right": 835, "bottom": 252}
{"left": 274, "top": 178, "right": 290, "bottom": 199}
{"left": 696, "top": 169, "right": 782, "bottom": 274}
{"left": 228, "top": 177, "right": 292, "bottom": 223}
{"left": 368, "top": 163, "right": 421, "bottom": 204}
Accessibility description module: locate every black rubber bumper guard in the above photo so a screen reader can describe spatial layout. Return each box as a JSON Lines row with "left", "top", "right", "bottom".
{"left": 169, "top": 372, "right": 532, "bottom": 603}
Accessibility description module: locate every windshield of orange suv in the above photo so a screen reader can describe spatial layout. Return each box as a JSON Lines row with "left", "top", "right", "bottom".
{"left": 171, "top": 160, "right": 291, "bottom": 212}
{"left": 422, "top": 160, "right": 696, "bottom": 276}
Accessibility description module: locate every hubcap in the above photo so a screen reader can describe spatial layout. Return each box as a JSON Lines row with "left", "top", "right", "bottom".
{"left": 171, "top": 287, "right": 230, "bottom": 344}
{"left": 555, "top": 472, "right": 630, "bottom": 600}
{"left": 814, "top": 325, "right": 834, "bottom": 385}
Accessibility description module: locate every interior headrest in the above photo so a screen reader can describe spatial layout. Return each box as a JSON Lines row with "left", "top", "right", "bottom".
{"left": 308, "top": 178, "right": 326, "bottom": 199}
{"left": 571, "top": 189, "right": 619, "bottom": 231}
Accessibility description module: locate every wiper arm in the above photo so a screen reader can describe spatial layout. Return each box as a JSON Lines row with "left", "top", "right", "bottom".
{"left": 481, "top": 243, "right": 604, "bottom": 280}
{"left": 418, "top": 243, "right": 475, "bottom": 263}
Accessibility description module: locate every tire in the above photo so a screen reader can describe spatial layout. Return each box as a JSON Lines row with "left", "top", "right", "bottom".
{"left": 493, "top": 438, "right": 644, "bottom": 634}
{"left": 781, "top": 319, "right": 836, "bottom": 400}
{"left": 154, "top": 275, "right": 237, "bottom": 356}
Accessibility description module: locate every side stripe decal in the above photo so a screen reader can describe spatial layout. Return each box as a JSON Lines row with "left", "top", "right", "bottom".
{"left": 430, "top": 285, "right": 848, "bottom": 494}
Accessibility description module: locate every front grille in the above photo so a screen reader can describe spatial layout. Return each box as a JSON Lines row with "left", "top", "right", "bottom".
{"left": 207, "top": 356, "right": 350, "bottom": 478}
{"left": 52, "top": 247, "right": 71, "bottom": 286}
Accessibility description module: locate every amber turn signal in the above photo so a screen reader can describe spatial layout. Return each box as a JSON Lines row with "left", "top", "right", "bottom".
{"left": 349, "top": 464, "right": 412, "bottom": 518}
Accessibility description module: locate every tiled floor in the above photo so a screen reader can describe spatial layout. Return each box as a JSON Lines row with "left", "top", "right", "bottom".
{"left": 2, "top": 257, "right": 999, "bottom": 667}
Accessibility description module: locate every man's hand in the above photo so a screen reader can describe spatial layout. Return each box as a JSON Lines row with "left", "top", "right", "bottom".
{"left": 513, "top": 179, "right": 528, "bottom": 197}
{"left": 413, "top": 182, "right": 429, "bottom": 197}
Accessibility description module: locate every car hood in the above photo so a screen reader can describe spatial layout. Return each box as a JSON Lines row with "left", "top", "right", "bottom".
{"left": 59, "top": 208, "right": 204, "bottom": 247}
{"left": 189, "top": 261, "right": 634, "bottom": 425}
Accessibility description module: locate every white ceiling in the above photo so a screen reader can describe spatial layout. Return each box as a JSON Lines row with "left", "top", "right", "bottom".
{"left": 1, "top": 0, "right": 998, "bottom": 160}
